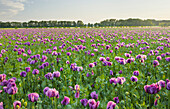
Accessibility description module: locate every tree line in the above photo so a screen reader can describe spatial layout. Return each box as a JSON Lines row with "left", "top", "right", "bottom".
{"left": 0, "top": 18, "right": 170, "bottom": 28}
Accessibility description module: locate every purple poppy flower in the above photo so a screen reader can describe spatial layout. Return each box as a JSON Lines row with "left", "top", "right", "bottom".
{"left": 144, "top": 83, "right": 161, "bottom": 94}
{"left": 136, "top": 55, "right": 142, "bottom": 59}
{"left": 113, "top": 97, "right": 119, "bottom": 104}
{"left": 110, "top": 78, "right": 117, "bottom": 85}
{"left": 165, "top": 57, "right": 170, "bottom": 62}
{"left": 28, "top": 93, "right": 39, "bottom": 102}
{"left": 117, "top": 77, "right": 126, "bottom": 84}
{"left": 133, "top": 71, "right": 139, "bottom": 76}
{"left": 0, "top": 102, "right": 3, "bottom": 109}
{"left": 46, "top": 88, "right": 59, "bottom": 98}
{"left": 125, "top": 53, "right": 130, "bottom": 57}
{"left": 20, "top": 71, "right": 27, "bottom": 77}
{"left": 60, "top": 67, "right": 63, "bottom": 71}
{"left": 7, "top": 87, "right": 18, "bottom": 95}
{"left": 43, "top": 87, "right": 49, "bottom": 95}
{"left": 119, "top": 70, "right": 122, "bottom": 74}
{"left": 91, "top": 53, "right": 95, "bottom": 56}
{"left": 17, "top": 58, "right": 22, "bottom": 62}
{"left": 7, "top": 82, "right": 16, "bottom": 88}
{"left": 53, "top": 71, "right": 60, "bottom": 78}
{"left": 13, "top": 101, "right": 21, "bottom": 109}
{"left": 99, "top": 57, "right": 106, "bottom": 62}
{"left": 129, "top": 51, "right": 132, "bottom": 54}
{"left": 61, "top": 96, "right": 70, "bottom": 105}
{"left": 75, "top": 91, "right": 80, "bottom": 98}
{"left": 25, "top": 67, "right": 30, "bottom": 72}
{"left": 131, "top": 76, "right": 138, "bottom": 82}
{"left": 66, "top": 52, "right": 71, "bottom": 56}
{"left": 110, "top": 70, "right": 113, "bottom": 75}
{"left": 80, "top": 99, "right": 88, "bottom": 107}
{"left": 167, "top": 82, "right": 170, "bottom": 90}
{"left": 75, "top": 84, "right": 80, "bottom": 91}
{"left": 161, "top": 53, "right": 166, "bottom": 57}
{"left": 156, "top": 56, "right": 162, "bottom": 61}
{"left": 45, "top": 73, "right": 53, "bottom": 80}
{"left": 126, "top": 58, "right": 132, "bottom": 63}
{"left": 107, "top": 101, "right": 116, "bottom": 109}
{"left": 153, "top": 60, "right": 159, "bottom": 67}
{"left": 166, "top": 79, "right": 170, "bottom": 83}
{"left": 0, "top": 74, "right": 6, "bottom": 82}
{"left": 90, "top": 91, "right": 98, "bottom": 99}
{"left": 1, "top": 80, "right": 8, "bottom": 86}
{"left": 106, "top": 57, "right": 110, "bottom": 61}
{"left": 88, "top": 99, "right": 100, "bottom": 109}
{"left": 119, "top": 59, "right": 126, "bottom": 65}
{"left": 86, "top": 73, "right": 91, "bottom": 77}
{"left": 89, "top": 63, "right": 95, "bottom": 68}
{"left": 32, "top": 69, "right": 39, "bottom": 75}
{"left": 154, "top": 99, "right": 158, "bottom": 106}
{"left": 158, "top": 80, "right": 165, "bottom": 88}
{"left": 107, "top": 62, "right": 112, "bottom": 66}
{"left": 115, "top": 46, "right": 119, "bottom": 50}
{"left": 66, "top": 60, "right": 70, "bottom": 64}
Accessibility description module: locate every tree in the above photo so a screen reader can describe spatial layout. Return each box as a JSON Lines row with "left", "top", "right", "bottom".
{"left": 77, "top": 20, "right": 84, "bottom": 27}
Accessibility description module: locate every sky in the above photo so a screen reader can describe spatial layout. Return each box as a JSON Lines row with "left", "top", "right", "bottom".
{"left": 0, "top": 0, "right": 170, "bottom": 23}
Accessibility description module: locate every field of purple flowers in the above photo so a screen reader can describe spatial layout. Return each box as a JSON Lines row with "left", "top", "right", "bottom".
{"left": 0, "top": 27, "right": 170, "bottom": 109}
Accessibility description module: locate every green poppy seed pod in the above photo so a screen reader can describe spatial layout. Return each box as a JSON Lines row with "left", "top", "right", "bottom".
{"left": 16, "top": 105, "right": 20, "bottom": 109}
{"left": 133, "top": 94, "right": 137, "bottom": 98}
{"left": 8, "top": 73, "right": 12, "bottom": 76}
{"left": 128, "top": 98, "right": 131, "bottom": 102}
{"left": 24, "top": 102, "right": 27, "bottom": 107}
{"left": 120, "top": 100, "right": 125, "bottom": 105}
{"left": 115, "top": 88, "right": 118, "bottom": 92}
{"left": 37, "top": 101, "right": 42, "bottom": 104}
{"left": 156, "top": 94, "right": 160, "bottom": 99}
{"left": 140, "top": 82, "right": 144, "bottom": 86}
{"left": 19, "top": 83, "right": 22, "bottom": 87}
{"left": 21, "top": 99, "right": 24, "bottom": 104}
{"left": 125, "top": 92, "right": 129, "bottom": 96}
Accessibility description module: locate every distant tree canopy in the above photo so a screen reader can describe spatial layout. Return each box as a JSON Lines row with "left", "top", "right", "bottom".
{"left": 0, "top": 18, "right": 170, "bottom": 28}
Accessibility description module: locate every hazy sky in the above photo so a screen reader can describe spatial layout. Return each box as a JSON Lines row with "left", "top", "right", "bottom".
{"left": 0, "top": 0, "right": 170, "bottom": 23}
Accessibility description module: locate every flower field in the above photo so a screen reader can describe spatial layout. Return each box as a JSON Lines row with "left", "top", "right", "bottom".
{"left": 0, "top": 27, "right": 169, "bottom": 109}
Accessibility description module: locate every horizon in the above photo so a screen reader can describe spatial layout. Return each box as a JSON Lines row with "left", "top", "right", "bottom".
{"left": 0, "top": 0, "right": 170, "bottom": 24}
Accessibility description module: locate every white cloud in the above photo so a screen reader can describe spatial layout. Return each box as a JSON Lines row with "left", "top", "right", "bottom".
{"left": 0, "top": 0, "right": 26, "bottom": 18}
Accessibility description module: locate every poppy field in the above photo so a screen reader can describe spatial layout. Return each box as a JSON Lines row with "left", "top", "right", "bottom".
{"left": 0, "top": 27, "right": 170, "bottom": 109}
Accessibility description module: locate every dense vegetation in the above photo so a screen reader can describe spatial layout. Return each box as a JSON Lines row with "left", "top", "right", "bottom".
{"left": 1, "top": 18, "right": 170, "bottom": 28}
{"left": 0, "top": 27, "right": 170, "bottom": 109}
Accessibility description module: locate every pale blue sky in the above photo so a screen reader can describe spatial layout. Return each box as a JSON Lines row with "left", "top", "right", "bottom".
{"left": 0, "top": 0, "right": 170, "bottom": 23}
